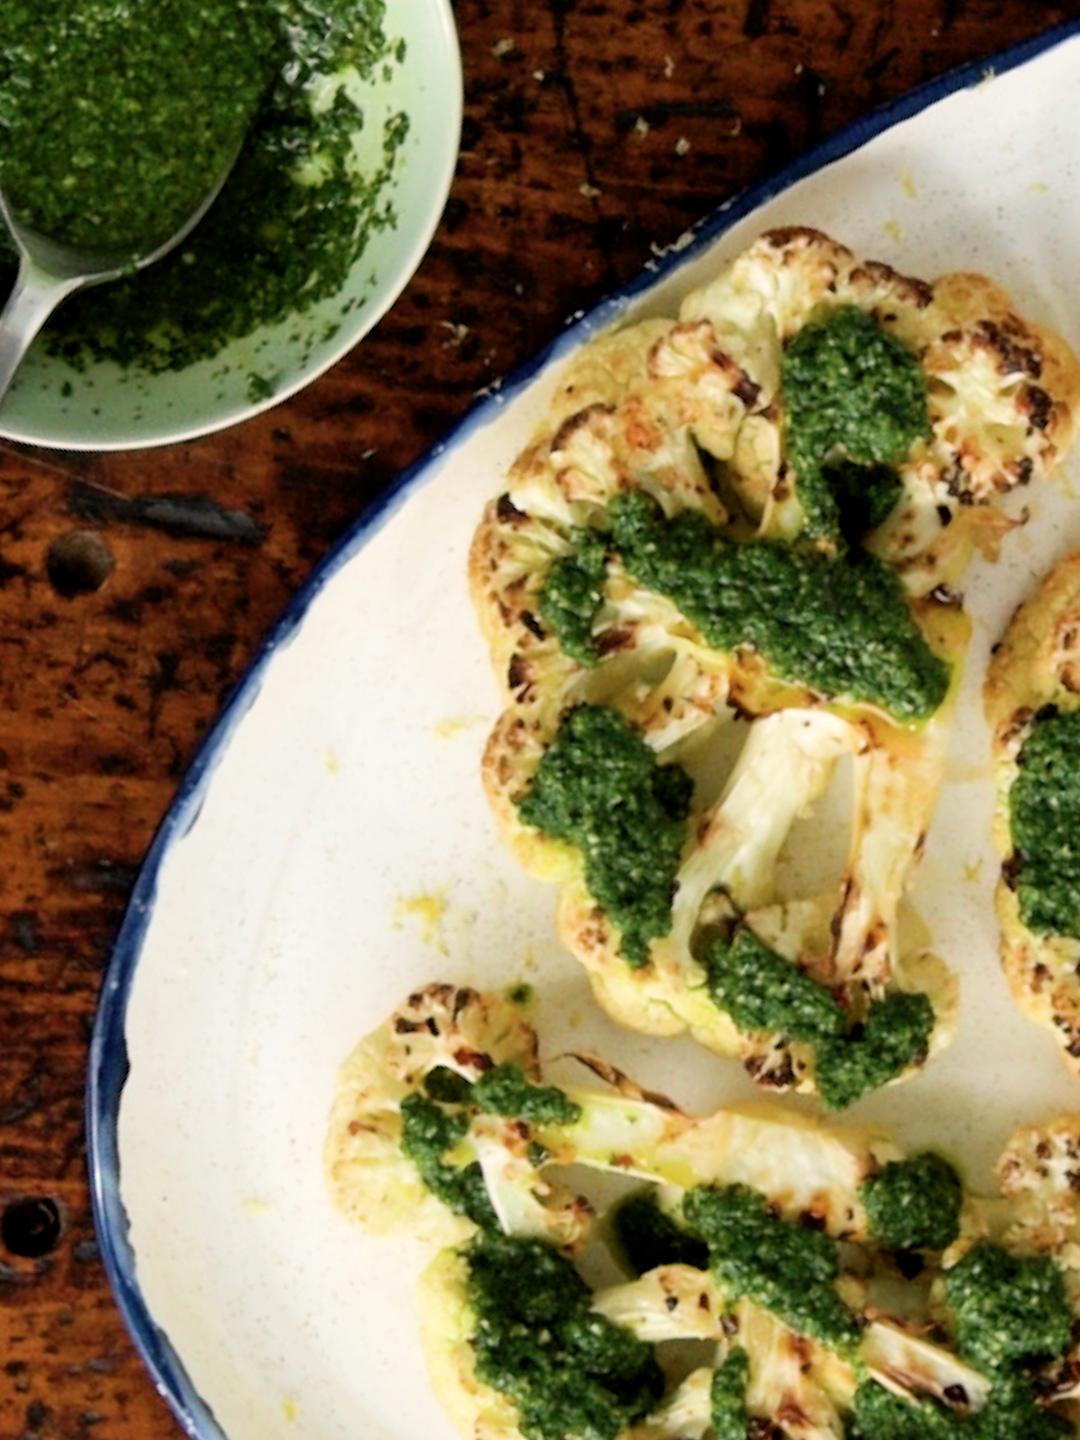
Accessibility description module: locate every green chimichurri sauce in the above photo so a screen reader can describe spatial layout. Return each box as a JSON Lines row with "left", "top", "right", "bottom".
{"left": 613, "top": 1188, "right": 710, "bottom": 1276}
{"left": 710, "top": 1348, "right": 752, "bottom": 1440}
{"left": 707, "top": 927, "right": 847, "bottom": 1042}
{"left": 429, "top": 1062, "right": 582, "bottom": 1131}
{"left": 845, "top": 1243, "right": 1074, "bottom": 1439}
{"left": 781, "top": 306, "right": 931, "bottom": 546}
{"left": 465, "top": 1233, "right": 664, "bottom": 1440}
{"left": 400, "top": 1092, "right": 498, "bottom": 1231}
{"left": 823, "top": 458, "right": 905, "bottom": 546}
{"left": 853, "top": 1240, "right": 1075, "bottom": 1437}
{"left": 1009, "top": 709, "right": 1080, "bottom": 939}
{"left": 944, "top": 1243, "right": 1073, "bottom": 1374}
{"left": 861, "top": 1152, "right": 962, "bottom": 1252}
{"left": 540, "top": 530, "right": 610, "bottom": 667}
{"left": 0, "top": 0, "right": 407, "bottom": 373}
{"left": 682, "top": 1182, "right": 862, "bottom": 1350}
{"left": 402, "top": 1064, "right": 583, "bottom": 1228}
{"left": 539, "top": 492, "right": 949, "bottom": 723}
{"left": 813, "top": 990, "right": 934, "bottom": 1111}
{"left": 518, "top": 704, "right": 694, "bottom": 968}
{"left": 471, "top": 1062, "right": 583, "bottom": 1128}
{"left": 608, "top": 491, "right": 948, "bottom": 722}
{"left": 705, "top": 927, "right": 935, "bottom": 1109}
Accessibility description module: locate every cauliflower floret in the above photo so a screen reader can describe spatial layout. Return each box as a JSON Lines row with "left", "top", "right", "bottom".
{"left": 596, "top": 1275, "right": 847, "bottom": 1439}
{"left": 737, "top": 1302, "right": 847, "bottom": 1440}
{"left": 324, "top": 983, "right": 589, "bottom": 1246}
{"left": 996, "top": 1116, "right": 1080, "bottom": 1270}
{"left": 507, "top": 699, "right": 958, "bottom": 1104}
{"left": 682, "top": 228, "right": 1080, "bottom": 561}
{"left": 590, "top": 1265, "right": 721, "bottom": 1342}
{"left": 563, "top": 1057, "right": 887, "bottom": 1230}
{"left": 985, "top": 552, "right": 1080, "bottom": 1080}
{"left": 860, "top": 1322, "right": 990, "bottom": 1412}
{"left": 326, "top": 983, "right": 894, "bottom": 1242}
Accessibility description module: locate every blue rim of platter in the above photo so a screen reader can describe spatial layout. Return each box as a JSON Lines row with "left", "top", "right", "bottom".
{"left": 86, "top": 18, "right": 1080, "bottom": 1439}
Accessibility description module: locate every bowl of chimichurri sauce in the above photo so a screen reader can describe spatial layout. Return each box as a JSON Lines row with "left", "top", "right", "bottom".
{"left": 0, "top": 0, "right": 461, "bottom": 450}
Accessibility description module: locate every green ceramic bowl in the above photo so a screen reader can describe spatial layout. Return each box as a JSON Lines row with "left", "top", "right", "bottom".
{"left": 0, "top": 1, "right": 461, "bottom": 451}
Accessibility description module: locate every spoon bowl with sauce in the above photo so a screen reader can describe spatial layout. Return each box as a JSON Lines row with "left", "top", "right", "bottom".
{"left": 0, "top": 0, "right": 461, "bottom": 451}
{"left": 0, "top": 152, "right": 240, "bottom": 409}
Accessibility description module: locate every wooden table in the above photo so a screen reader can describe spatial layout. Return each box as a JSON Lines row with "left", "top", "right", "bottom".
{"left": 1, "top": 1, "right": 1077, "bottom": 1433}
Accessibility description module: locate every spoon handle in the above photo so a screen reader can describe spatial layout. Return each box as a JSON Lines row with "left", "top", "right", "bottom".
{"left": 0, "top": 257, "right": 81, "bottom": 406}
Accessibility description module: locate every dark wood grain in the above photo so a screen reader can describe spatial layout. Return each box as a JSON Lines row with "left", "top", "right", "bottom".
{"left": 1, "top": 1, "right": 1077, "bottom": 1434}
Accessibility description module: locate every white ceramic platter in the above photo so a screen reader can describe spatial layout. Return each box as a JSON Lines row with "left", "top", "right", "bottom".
{"left": 89, "top": 22, "right": 1080, "bottom": 1440}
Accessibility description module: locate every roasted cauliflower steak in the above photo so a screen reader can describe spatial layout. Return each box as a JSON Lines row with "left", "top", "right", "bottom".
{"left": 328, "top": 985, "right": 1080, "bottom": 1440}
{"left": 470, "top": 228, "right": 1080, "bottom": 1105}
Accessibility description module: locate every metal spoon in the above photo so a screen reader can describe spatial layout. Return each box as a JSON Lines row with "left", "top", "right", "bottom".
{"left": 0, "top": 148, "right": 240, "bottom": 407}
